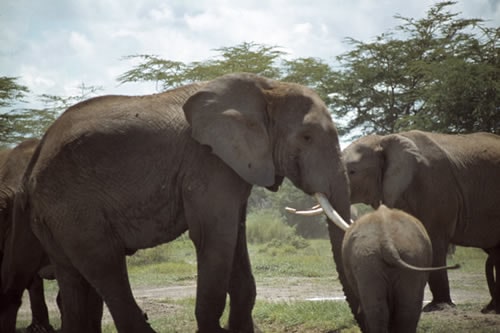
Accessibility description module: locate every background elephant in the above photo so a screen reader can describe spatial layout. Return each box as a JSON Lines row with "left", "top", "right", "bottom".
{"left": 0, "top": 139, "right": 58, "bottom": 333}
{"left": 342, "top": 205, "right": 459, "bottom": 333}
{"left": 343, "top": 130, "right": 500, "bottom": 312}
{"left": 0, "top": 73, "right": 356, "bottom": 333}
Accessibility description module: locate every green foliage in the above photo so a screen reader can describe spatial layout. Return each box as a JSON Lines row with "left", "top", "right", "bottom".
{"left": 127, "top": 235, "right": 197, "bottom": 286}
{"left": 0, "top": 82, "right": 102, "bottom": 146}
{"left": 127, "top": 235, "right": 194, "bottom": 267}
{"left": 246, "top": 209, "right": 299, "bottom": 244}
{"left": 331, "top": 1, "right": 499, "bottom": 136}
{"left": 0, "top": 76, "right": 29, "bottom": 108}
{"left": 251, "top": 240, "right": 333, "bottom": 278}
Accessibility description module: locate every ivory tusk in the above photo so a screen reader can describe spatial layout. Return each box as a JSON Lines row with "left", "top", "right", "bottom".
{"left": 314, "top": 193, "right": 350, "bottom": 232}
{"left": 285, "top": 206, "right": 324, "bottom": 216}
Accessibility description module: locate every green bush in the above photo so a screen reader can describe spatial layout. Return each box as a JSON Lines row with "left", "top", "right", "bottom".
{"left": 246, "top": 209, "right": 308, "bottom": 248}
{"left": 127, "top": 234, "right": 194, "bottom": 267}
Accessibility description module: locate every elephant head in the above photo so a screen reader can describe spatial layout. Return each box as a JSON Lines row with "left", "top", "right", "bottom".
{"left": 184, "top": 74, "right": 347, "bottom": 196}
{"left": 343, "top": 134, "right": 428, "bottom": 208}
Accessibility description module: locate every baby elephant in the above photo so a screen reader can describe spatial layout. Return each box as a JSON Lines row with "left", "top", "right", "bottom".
{"left": 342, "top": 205, "right": 459, "bottom": 333}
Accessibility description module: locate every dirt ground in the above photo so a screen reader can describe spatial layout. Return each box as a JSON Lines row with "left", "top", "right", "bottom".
{"left": 17, "top": 272, "right": 500, "bottom": 332}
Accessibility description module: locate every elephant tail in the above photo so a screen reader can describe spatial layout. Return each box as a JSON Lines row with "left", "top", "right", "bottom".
{"left": 381, "top": 237, "right": 461, "bottom": 271}
{"left": 381, "top": 236, "right": 460, "bottom": 272}
{"left": 381, "top": 237, "right": 461, "bottom": 272}
{"left": 390, "top": 256, "right": 461, "bottom": 272}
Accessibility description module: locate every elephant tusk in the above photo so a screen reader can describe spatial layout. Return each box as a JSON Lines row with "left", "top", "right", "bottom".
{"left": 285, "top": 206, "right": 324, "bottom": 216}
{"left": 314, "top": 193, "right": 351, "bottom": 232}
{"left": 285, "top": 203, "right": 354, "bottom": 225}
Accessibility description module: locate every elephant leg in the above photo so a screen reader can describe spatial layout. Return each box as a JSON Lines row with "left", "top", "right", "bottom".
{"left": 185, "top": 199, "right": 242, "bottom": 332}
{"left": 27, "top": 275, "right": 54, "bottom": 333}
{"left": 67, "top": 244, "right": 153, "bottom": 333}
{"left": 353, "top": 262, "right": 389, "bottom": 333}
{"left": 0, "top": 293, "right": 22, "bottom": 333}
{"left": 357, "top": 280, "right": 389, "bottom": 333}
{"left": 423, "top": 242, "right": 454, "bottom": 312}
{"left": 191, "top": 233, "right": 237, "bottom": 333}
{"left": 495, "top": 258, "right": 500, "bottom": 314}
{"left": 55, "top": 264, "right": 103, "bottom": 333}
{"left": 227, "top": 213, "right": 257, "bottom": 333}
{"left": 391, "top": 274, "right": 426, "bottom": 333}
{"left": 481, "top": 252, "right": 496, "bottom": 313}
{"left": 482, "top": 248, "right": 500, "bottom": 314}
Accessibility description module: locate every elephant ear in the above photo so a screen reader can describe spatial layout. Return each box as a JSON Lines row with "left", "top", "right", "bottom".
{"left": 380, "top": 134, "right": 428, "bottom": 206}
{"left": 183, "top": 74, "right": 275, "bottom": 187}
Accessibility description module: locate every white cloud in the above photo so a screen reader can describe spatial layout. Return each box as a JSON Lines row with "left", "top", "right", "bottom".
{"left": 18, "top": 65, "right": 56, "bottom": 93}
{"left": 69, "top": 31, "right": 94, "bottom": 57}
{"left": 148, "top": 4, "right": 175, "bottom": 22}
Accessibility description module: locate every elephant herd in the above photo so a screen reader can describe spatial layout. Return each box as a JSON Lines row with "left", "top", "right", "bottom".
{"left": 0, "top": 73, "right": 498, "bottom": 333}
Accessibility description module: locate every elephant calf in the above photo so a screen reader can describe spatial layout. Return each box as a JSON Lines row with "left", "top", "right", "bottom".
{"left": 342, "top": 205, "right": 459, "bottom": 333}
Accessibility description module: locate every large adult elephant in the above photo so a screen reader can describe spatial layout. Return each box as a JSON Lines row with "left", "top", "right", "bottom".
{"left": 342, "top": 130, "right": 500, "bottom": 312}
{"left": 0, "top": 139, "right": 57, "bottom": 332}
{"left": 1, "top": 73, "right": 355, "bottom": 333}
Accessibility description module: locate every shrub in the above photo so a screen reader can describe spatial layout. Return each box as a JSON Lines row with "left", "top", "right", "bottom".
{"left": 246, "top": 209, "right": 308, "bottom": 249}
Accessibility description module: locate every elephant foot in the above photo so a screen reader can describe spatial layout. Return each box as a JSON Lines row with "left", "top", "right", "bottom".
{"left": 224, "top": 320, "right": 261, "bottom": 333}
{"left": 26, "top": 323, "right": 56, "bottom": 333}
{"left": 422, "top": 300, "right": 456, "bottom": 312}
{"left": 481, "top": 300, "right": 499, "bottom": 314}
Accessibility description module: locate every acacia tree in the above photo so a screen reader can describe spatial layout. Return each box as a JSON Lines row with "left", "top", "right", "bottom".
{"left": 331, "top": 1, "right": 499, "bottom": 136}
{"left": 118, "top": 42, "right": 335, "bottom": 103}
{"left": 0, "top": 77, "right": 30, "bottom": 146}
{"left": 0, "top": 82, "right": 102, "bottom": 146}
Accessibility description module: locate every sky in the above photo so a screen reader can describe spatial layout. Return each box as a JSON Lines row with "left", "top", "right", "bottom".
{"left": 1, "top": 0, "right": 499, "bottom": 107}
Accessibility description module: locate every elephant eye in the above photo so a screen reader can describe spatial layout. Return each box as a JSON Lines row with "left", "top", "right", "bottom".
{"left": 348, "top": 169, "right": 356, "bottom": 175}
{"left": 302, "top": 134, "right": 312, "bottom": 143}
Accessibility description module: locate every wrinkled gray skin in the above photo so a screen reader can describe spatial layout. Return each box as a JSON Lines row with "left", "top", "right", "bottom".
{"left": 0, "top": 139, "right": 57, "bottom": 333}
{"left": 482, "top": 248, "right": 500, "bottom": 313}
{"left": 342, "top": 205, "right": 459, "bottom": 333}
{"left": 1, "top": 73, "right": 355, "bottom": 333}
{"left": 343, "top": 130, "right": 500, "bottom": 312}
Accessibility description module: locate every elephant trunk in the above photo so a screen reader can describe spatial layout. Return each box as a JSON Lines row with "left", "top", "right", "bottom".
{"left": 325, "top": 170, "right": 364, "bottom": 330}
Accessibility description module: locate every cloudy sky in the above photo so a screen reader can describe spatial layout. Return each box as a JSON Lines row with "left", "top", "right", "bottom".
{"left": 1, "top": 0, "right": 499, "bottom": 105}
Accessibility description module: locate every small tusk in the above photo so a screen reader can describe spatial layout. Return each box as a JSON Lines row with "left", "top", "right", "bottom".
{"left": 314, "top": 193, "right": 350, "bottom": 232}
{"left": 285, "top": 206, "right": 324, "bottom": 216}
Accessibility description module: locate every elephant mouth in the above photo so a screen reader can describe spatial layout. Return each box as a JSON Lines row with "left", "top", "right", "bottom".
{"left": 285, "top": 192, "right": 351, "bottom": 231}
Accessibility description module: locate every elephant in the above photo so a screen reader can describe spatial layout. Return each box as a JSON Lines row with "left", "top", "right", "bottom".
{"left": 342, "top": 130, "right": 500, "bottom": 312}
{"left": 341, "top": 205, "right": 459, "bottom": 333}
{"left": 0, "top": 138, "right": 58, "bottom": 333}
{"left": 0, "top": 73, "right": 357, "bottom": 333}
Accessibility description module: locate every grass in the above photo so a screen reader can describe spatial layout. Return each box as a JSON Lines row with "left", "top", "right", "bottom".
{"left": 16, "top": 227, "right": 494, "bottom": 333}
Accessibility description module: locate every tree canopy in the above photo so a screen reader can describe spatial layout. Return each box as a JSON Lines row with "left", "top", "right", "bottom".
{"left": 118, "top": 41, "right": 334, "bottom": 104}
{"left": 330, "top": 1, "right": 499, "bottom": 136}
{"left": 0, "top": 82, "right": 102, "bottom": 146}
